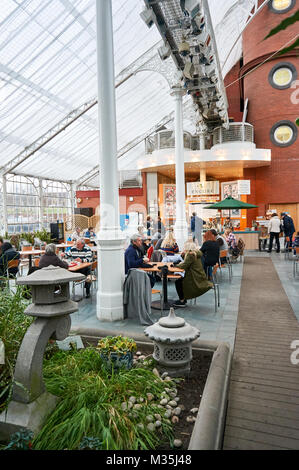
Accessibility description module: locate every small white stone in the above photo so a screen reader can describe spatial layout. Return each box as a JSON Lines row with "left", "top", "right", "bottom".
{"left": 137, "top": 423, "right": 144, "bottom": 430}
{"left": 166, "top": 404, "right": 172, "bottom": 409}
{"left": 121, "top": 402, "right": 127, "bottom": 411}
{"left": 164, "top": 410, "right": 172, "bottom": 419}
{"left": 171, "top": 415, "right": 179, "bottom": 424}
{"left": 161, "top": 372, "right": 168, "bottom": 379}
{"left": 129, "top": 396, "right": 136, "bottom": 404}
{"left": 147, "top": 422, "right": 155, "bottom": 432}
{"left": 190, "top": 407, "right": 199, "bottom": 414}
{"left": 136, "top": 351, "right": 142, "bottom": 356}
{"left": 173, "top": 407, "right": 182, "bottom": 416}
{"left": 138, "top": 397, "right": 144, "bottom": 403}
{"left": 154, "top": 414, "right": 161, "bottom": 421}
{"left": 133, "top": 404, "right": 142, "bottom": 410}
{"left": 164, "top": 376, "right": 172, "bottom": 382}
{"left": 173, "top": 439, "right": 182, "bottom": 448}
{"left": 152, "top": 368, "right": 160, "bottom": 378}
{"left": 180, "top": 404, "right": 185, "bottom": 411}
{"left": 155, "top": 420, "right": 162, "bottom": 428}
{"left": 156, "top": 404, "right": 163, "bottom": 409}
{"left": 160, "top": 398, "right": 168, "bottom": 405}
{"left": 146, "top": 415, "right": 154, "bottom": 422}
{"left": 127, "top": 401, "right": 133, "bottom": 409}
{"left": 186, "top": 416, "right": 196, "bottom": 423}
{"left": 168, "top": 400, "right": 177, "bottom": 407}
{"left": 146, "top": 393, "right": 154, "bottom": 401}
{"left": 139, "top": 355, "right": 146, "bottom": 361}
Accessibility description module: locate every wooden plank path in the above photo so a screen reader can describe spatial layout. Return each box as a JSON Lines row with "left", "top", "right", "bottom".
{"left": 223, "top": 257, "right": 299, "bottom": 450}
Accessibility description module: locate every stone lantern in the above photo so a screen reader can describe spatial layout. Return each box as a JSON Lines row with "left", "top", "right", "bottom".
{"left": 144, "top": 308, "right": 200, "bottom": 377}
{"left": 0, "top": 266, "right": 85, "bottom": 440}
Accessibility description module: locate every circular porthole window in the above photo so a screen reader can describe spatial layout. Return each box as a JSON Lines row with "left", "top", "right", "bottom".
{"left": 269, "top": 62, "right": 297, "bottom": 89}
{"left": 269, "top": 0, "right": 296, "bottom": 13}
{"left": 270, "top": 120, "right": 298, "bottom": 147}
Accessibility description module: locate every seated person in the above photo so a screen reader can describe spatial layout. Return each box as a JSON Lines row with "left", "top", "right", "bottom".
{"left": 71, "top": 227, "right": 81, "bottom": 241}
{"left": 160, "top": 230, "right": 179, "bottom": 256}
{"left": 224, "top": 228, "right": 237, "bottom": 251}
{"left": 84, "top": 226, "right": 96, "bottom": 238}
{"left": 210, "top": 229, "right": 228, "bottom": 263}
{"left": 293, "top": 231, "right": 299, "bottom": 255}
{"left": 200, "top": 230, "right": 220, "bottom": 276}
{"left": 0, "top": 242, "right": 20, "bottom": 277}
{"left": 62, "top": 238, "right": 93, "bottom": 298}
{"left": 173, "top": 240, "right": 213, "bottom": 308}
{"left": 39, "top": 243, "right": 69, "bottom": 269}
{"left": 124, "top": 234, "right": 153, "bottom": 275}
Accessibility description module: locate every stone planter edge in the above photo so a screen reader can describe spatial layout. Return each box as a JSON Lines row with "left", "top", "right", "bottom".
{"left": 72, "top": 326, "right": 232, "bottom": 450}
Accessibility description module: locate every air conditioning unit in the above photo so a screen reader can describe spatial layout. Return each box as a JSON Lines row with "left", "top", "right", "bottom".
{"left": 158, "top": 44, "right": 171, "bottom": 61}
{"left": 140, "top": 8, "right": 155, "bottom": 28}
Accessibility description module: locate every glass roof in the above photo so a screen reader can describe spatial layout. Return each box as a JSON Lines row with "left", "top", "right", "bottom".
{"left": 0, "top": 0, "right": 258, "bottom": 185}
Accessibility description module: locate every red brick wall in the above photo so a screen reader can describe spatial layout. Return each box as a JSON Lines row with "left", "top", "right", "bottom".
{"left": 239, "top": 0, "right": 299, "bottom": 225}
{"left": 224, "top": 61, "right": 243, "bottom": 122}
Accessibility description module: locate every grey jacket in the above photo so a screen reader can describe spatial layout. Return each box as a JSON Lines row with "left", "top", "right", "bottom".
{"left": 123, "top": 269, "right": 154, "bottom": 326}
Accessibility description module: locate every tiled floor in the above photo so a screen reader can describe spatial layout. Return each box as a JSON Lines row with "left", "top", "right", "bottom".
{"left": 70, "top": 258, "right": 245, "bottom": 349}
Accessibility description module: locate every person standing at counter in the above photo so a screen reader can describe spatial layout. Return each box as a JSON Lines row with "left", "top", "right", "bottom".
{"left": 190, "top": 212, "right": 205, "bottom": 245}
{"left": 281, "top": 212, "right": 295, "bottom": 246}
{"left": 267, "top": 213, "right": 281, "bottom": 254}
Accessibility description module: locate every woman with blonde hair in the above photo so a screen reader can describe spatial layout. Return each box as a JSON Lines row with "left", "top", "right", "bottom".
{"left": 160, "top": 230, "right": 179, "bottom": 256}
{"left": 173, "top": 239, "right": 213, "bottom": 308}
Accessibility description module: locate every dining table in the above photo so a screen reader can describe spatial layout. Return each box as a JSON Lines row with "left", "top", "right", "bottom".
{"left": 140, "top": 262, "right": 184, "bottom": 310}
{"left": 19, "top": 249, "right": 45, "bottom": 268}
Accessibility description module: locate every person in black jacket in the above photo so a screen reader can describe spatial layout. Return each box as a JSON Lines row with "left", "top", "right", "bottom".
{"left": 0, "top": 242, "right": 20, "bottom": 277}
{"left": 39, "top": 243, "right": 69, "bottom": 269}
{"left": 200, "top": 230, "right": 220, "bottom": 277}
{"left": 281, "top": 212, "right": 295, "bottom": 245}
{"left": 124, "top": 234, "right": 152, "bottom": 275}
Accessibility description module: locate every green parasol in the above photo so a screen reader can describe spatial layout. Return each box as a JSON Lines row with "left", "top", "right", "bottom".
{"left": 204, "top": 196, "right": 258, "bottom": 210}
{"left": 204, "top": 196, "right": 258, "bottom": 227}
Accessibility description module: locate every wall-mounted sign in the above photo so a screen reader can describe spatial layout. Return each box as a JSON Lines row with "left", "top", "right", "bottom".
{"left": 186, "top": 181, "right": 219, "bottom": 196}
{"left": 188, "top": 196, "right": 220, "bottom": 203}
{"left": 237, "top": 180, "right": 251, "bottom": 195}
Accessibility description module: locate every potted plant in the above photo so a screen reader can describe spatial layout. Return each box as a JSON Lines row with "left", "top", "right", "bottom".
{"left": 96, "top": 335, "right": 137, "bottom": 371}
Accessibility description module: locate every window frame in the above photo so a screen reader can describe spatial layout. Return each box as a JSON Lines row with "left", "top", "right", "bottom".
{"left": 268, "top": 0, "right": 296, "bottom": 14}
{"left": 268, "top": 62, "right": 297, "bottom": 90}
{"left": 270, "top": 120, "right": 298, "bottom": 147}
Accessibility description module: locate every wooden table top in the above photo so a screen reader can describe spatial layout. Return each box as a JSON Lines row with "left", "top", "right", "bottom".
{"left": 140, "top": 262, "right": 184, "bottom": 273}
{"left": 19, "top": 249, "right": 45, "bottom": 255}
{"left": 68, "top": 262, "right": 92, "bottom": 272}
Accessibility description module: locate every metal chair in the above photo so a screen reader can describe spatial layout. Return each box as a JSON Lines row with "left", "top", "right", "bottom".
{"left": 293, "top": 247, "right": 299, "bottom": 278}
{"left": 151, "top": 288, "right": 163, "bottom": 316}
{"left": 192, "top": 265, "right": 220, "bottom": 313}
{"left": 284, "top": 237, "right": 292, "bottom": 260}
{"left": 218, "top": 249, "right": 232, "bottom": 281}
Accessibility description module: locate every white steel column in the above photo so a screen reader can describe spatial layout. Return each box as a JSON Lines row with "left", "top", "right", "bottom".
{"left": 38, "top": 179, "right": 44, "bottom": 230}
{"left": 96, "top": 0, "right": 125, "bottom": 321}
{"left": 2, "top": 175, "right": 8, "bottom": 235}
{"left": 170, "top": 87, "right": 188, "bottom": 250}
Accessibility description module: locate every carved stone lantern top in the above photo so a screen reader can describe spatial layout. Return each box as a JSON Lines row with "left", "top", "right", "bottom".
{"left": 16, "top": 266, "right": 86, "bottom": 317}
{"left": 17, "top": 265, "right": 85, "bottom": 285}
{"left": 144, "top": 308, "right": 200, "bottom": 344}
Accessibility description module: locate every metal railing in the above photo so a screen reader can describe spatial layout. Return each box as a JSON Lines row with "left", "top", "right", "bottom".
{"left": 145, "top": 130, "right": 199, "bottom": 154}
{"left": 213, "top": 123, "right": 254, "bottom": 145}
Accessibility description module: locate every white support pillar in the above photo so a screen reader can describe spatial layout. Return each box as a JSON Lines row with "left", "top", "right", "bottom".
{"left": 96, "top": 0, "right": 125, "bottom": 321}
{"left": 2, "top": 175, "right": 8, "bottom": 235}
{"left": 70, "top": 182, "right": 77, "bottom": 230}
{"left": 170, "top": 87, "right": 188, "bottom": 250}
{"left": 38, "top": 178, "right": 44, "bottom": 230}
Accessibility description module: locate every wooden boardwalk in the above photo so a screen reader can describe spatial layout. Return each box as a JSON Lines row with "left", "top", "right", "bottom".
{"left": 223, "top": 257, "right": 299, "bottom": 450}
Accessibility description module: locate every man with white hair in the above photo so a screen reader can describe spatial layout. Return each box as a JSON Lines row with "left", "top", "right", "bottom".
{"left": 124, "top": 234, "right": 152, "bottom": 275}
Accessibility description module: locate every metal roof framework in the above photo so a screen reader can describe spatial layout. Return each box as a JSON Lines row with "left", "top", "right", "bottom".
{"left": 0, "top": 0, "right": 264, "bottom": 187}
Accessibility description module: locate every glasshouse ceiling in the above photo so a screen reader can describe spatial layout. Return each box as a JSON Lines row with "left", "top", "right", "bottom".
{"left": 0, "top": 0, "right": 263, "bottom": 187}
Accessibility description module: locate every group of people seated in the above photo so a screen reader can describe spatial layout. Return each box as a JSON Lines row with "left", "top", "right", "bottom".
{"left": 124, "top": 227, "right": 233, "bottom": 308}
{"left": 0, "top": 238, "right": 20, "bottom": 278}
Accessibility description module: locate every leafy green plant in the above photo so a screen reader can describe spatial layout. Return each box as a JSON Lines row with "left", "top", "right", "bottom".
{"left": 32, "top": 347, "right": 174, "bottom": 450}
{"left": 96, "top": 335, "right": 137, "bottom": 355}
{"left": 33, "top": 229, "right": 53, "bottom": 244}
{"left": 3, "top": 429, "right": 34, "bottom": 450}
{"left": 264, "top": 9, "right": 299, "bottom": 54}
{"left": 0, "top": 287, "right": 32, "bottom": 411}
